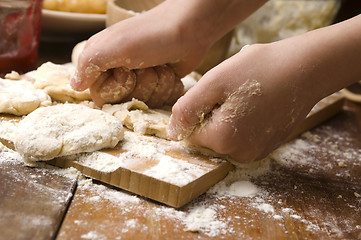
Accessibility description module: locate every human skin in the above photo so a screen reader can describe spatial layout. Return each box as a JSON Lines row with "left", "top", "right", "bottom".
{"left": 71, "top": 0, "right": 361, "bottom": 163}
{"left": 71, "top": 0, "right": 267, "bottom": 106}
{"left": 169, "top": 14, "right": 361, "bottom": 162}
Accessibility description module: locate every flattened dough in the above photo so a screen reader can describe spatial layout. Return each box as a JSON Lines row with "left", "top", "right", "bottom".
{"left": 0, "top": 78, "right": 52, "bottom": 115}
{"left": 35, "top": 61, "right": 92, "bottom": 102}
{"left": 102, "top": 99, "right": 171, "bottom": 139}
{"left": 14, "top": 104, "right": 124, "bottom": 161}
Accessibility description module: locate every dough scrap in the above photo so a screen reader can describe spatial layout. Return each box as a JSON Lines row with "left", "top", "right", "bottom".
{"left": 102, "top": 99, "right": 171, "bottom": 139}
{"left": 14, "top": 104, "right": 124, "bottom": 161}
{"left": 35, "top": 62, "right": 91, "bottom": 103}
{"left": 0, "top": 78, "right": 52, "bottom": 115}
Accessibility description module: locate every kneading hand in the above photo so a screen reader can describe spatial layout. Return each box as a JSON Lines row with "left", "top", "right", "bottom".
{"left": 168, "top": 43, "right": 319, "bottom": 163}
{"left": 70, "top": 1, "right": 209, "bottom": 107}
{"left": 168, "top": 13, "right": 361, "bottom": 163}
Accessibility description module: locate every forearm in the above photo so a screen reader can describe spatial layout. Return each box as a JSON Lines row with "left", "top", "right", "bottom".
{"left": 153, "top": 0, "right": 268, "bottom": 49}
{"left": 274, "top": 14, "right": 361, "bottom": 104}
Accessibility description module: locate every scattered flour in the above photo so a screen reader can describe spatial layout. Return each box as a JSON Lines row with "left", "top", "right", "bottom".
{"left": 1, "top": 109, "right": 360, "bottom": 238}
{"left": 142, "top": 154, "right": 208, "bottom": 186}
{"left": 81, "top": 231, "right": 106, "bottom": 240}
{"left": 1, "top": 145, "right": 360, "bottom": 238}
{"left": 209, "top": 158, "right": 270, "bottom": 196}
{"left": 183, "top": 206, "right": 229, "bottom": 237}
{"left": 71, "top": 130, "right": 220, "bottom": 186}
{"left": 227, "top": 181, "right": 259, "bottom": 197}
{"left": 0, "top": 118, "right": 18, "bottom": 142}
{"left": 254, "top": 203, "right": 275, "bottom": 214}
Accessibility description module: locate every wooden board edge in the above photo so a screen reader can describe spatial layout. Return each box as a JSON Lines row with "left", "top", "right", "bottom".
{"left": 286, "top": 94, "right": 344, "bottom": 141}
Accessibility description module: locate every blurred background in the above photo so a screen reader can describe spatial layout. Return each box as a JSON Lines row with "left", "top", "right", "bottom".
{"left": 39, "top": 0, "right": 361, "bottom": 73}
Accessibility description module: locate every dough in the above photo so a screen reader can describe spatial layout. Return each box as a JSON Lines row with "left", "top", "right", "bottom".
{"left": 0, "top": 78, "right": 52, "bottom": 115}
{"left": 14, "top": 104, "right": 124, "bottom": 161}
{"left": 34, "top": 62, "right": 92, "bottom": 103}
{"left": 102, "top": 99, "right": 171, "bottom": 139}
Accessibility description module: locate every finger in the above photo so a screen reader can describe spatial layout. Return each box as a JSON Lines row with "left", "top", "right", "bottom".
{"left": 70, "top": 36, "right": 109, "bottom": 91}
{"left": 164, "top": 76, "right": 184, "bottom": 106}
{"left": 167, "top": 72, "right": 227, "bottom": 141}
{"left": 89, "top": 70, "right": 111, "bottom": 106}
{"left": 71, "top": 14, "right": 184, "bottom": 91}
{"left": 188, "top": 104, "right": 261, "bottom": 163}
{"left": 146, "top": 65, "right": 175, "bottom": 108}
{"left": 89, "top": 67, "right": 136, "bottom": 106}
{"left": 124, "top": 68, "right": 158, "bottom": 102}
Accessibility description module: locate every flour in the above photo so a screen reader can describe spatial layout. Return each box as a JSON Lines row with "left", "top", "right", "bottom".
{"left": 219, "top": 79, "right": 262, "bottom": 123}
{"left": 71, "top": 130, "right": 220, "bottom": 185}
{"left": 143, "top": 154, "right": 209, "bottom": 186}
{"left": 0, "top": 119, "right": 18, "bottom": 142}
{"left": 209, "top": 158, "right": 270, "bottom": 196}
{"left": 65, "top": 151, "right": 128, "bottom": 172}
{"left": 81, "top": 231, "right": 106, "bottom": 240}
{"left": 0, "top": 145, "right": 22, "bottom": 164}
{"left": 183, "top": 206, "right": 229, "bottom": 236}
{"left": 254, "top": 203, "right": 275, "bottom": 214}
{"left": 1, "top": 144, "right": 359, "bottom": 238}
{"left": 270, "top": 125, "right": 361, "bottom": 181}
{"left": 227, "top": 181, "right": 259, "bottom": 197}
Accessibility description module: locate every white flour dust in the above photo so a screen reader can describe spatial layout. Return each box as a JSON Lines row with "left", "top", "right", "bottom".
{"left": 1, "top": 119, "right": 360, "bottom": 238}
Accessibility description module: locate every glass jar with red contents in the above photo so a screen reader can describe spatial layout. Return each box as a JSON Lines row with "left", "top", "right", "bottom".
{"left": 0, "top": 0, "right": 42, "bottom": 76}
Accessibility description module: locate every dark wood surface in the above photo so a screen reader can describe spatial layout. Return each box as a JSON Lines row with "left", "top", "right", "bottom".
{"left": 0, "top": 161, "right": 76, "bottom": 240}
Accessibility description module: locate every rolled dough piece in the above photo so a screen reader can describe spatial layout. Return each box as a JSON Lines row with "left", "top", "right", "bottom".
{"left": 102, "top": 99, "right": 171, "bottom": 139}
{"left": 0, "top": 78, "right": 52, "bottom": 115}
{"left": 34, "top": 61, "right": 92, "bottom": 103}
{"left": 14, "top": 104, "right": 124, "bottom": 161}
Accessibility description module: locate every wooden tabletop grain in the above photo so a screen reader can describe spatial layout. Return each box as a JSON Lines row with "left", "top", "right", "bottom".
{"left": 1, "top": 31, "right": 361, "bottom": 240}
{"left": 2, "top": 101, "right": 360, "bottom": 240}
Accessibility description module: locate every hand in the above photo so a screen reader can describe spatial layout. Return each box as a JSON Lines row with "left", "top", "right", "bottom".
{"left": 70, "top": 2, "right": 209, "bottom": 107}
{"left": 168, "top": 43, "right": 318, "bottom": 163}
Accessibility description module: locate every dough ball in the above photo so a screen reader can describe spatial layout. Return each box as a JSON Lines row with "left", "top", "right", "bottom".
{"left": 35, "top": 61, "right": 92, "bottom": 103}
{"left": 0, "top": 78, "right": 52, "bottom": 116}
{"left": 14, "top": 104, "right": 124, "bottom": 161}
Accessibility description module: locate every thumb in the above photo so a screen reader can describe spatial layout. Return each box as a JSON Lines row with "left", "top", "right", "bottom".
{"left": 167, "top": 72, "right": 226, "bottom": 140}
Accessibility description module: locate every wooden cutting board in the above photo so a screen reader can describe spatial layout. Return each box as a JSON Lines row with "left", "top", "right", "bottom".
{"left": 0, "top": 93, "right": 344, "bottom": 208}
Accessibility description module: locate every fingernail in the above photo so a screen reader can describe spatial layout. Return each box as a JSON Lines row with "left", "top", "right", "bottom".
{"left": 167, "top": 124, "right": 177, "bottom": 140}
{"left": 167, "top": 114, "right": 182, "bottom": 140}
{"left": 70, "top": 72, "right": 81, "bottom": 90}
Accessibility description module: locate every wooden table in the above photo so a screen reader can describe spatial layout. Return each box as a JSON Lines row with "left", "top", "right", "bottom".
{"left": 1, "top": 37, "right": 361, "bottom": 240}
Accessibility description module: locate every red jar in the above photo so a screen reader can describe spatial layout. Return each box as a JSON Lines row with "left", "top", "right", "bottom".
{"left": 0, "top": 0, "right": 42, "bottom": 75}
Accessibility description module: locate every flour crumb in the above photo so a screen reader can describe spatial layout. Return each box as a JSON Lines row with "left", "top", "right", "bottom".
{"left": 228, "top": 181, "right": 259, "bottom": 197}
{"left": 183, "top": 206, "right": 229, "bottom": 237}
{"left": 81, "top": 231, "right": 106, "bottom": 240}
{"left": 338, "top": 161, "right": 346, "bottom": 167}
{"left": 255, "top": 203, "right": 275, "bottom": 214}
